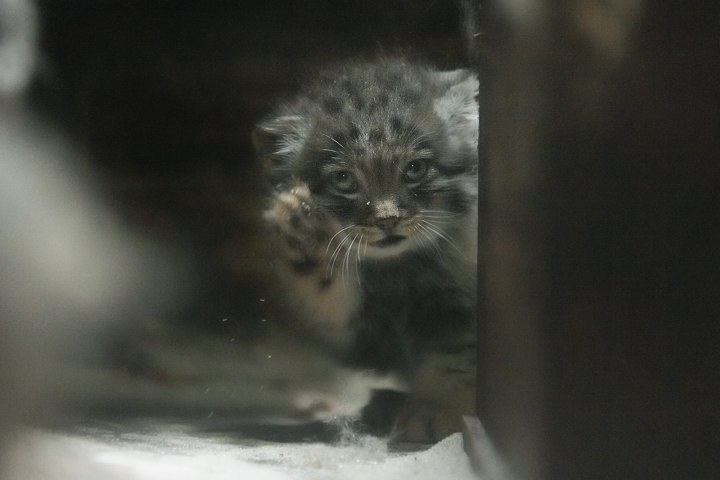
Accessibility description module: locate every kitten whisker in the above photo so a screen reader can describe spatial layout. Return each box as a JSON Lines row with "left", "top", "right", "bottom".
{"left": 415, "top": 224, "right": 444, "bottom": 259}
{"left": 417, "top": 214, "right": 456, "bottom": 224}
{"left": 322, "top": 133, "right": 347, "bottom": 151}
{"left": 419, "top": 209, "right": 462, "bottom": 217}
{"left": 325, "top": 224, "right": 356, "bottom": 254}
{"left": 406, "top": 114, "right": 431, "bottom": 142}
{"left": 342, "top": 233, "right": 359, "bottom": 283}
{"left": 355, "top": 234, "right": 364, "bottom": 286}
{"left": 417, "top": 219, "right": 464, "bottom": 256}
{"left": 319, "top": 148, "right": 341, "bottom": 161}
{"left": 327, "top": 232, "right": 354, "bottom": 279}
{"left": 409, "top": 131, "right": 431, "bottom": 149}
{"left": 418, "top": 213, "right": 459, "bottom": 218}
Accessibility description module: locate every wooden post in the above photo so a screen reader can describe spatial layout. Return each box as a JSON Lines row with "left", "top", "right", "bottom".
{"left": 474, "top": 2, "right": 720, "bottom": 479}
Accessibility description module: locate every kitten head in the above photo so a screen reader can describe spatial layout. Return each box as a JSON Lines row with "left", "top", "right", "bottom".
{"left": 254, "top": 59, "right": 478, "bottom": 259}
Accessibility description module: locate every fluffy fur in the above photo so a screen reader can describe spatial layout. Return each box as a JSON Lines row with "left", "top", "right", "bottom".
{"left": 255, "top": 58, "right": 478, "bottom": 437}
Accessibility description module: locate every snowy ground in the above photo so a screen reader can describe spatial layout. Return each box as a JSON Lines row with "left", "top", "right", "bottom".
{"left": 2, "top": 425, "right": 477, "bottom": 480}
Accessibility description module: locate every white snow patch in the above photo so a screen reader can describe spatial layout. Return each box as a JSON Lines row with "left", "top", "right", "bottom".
{"left": 1, "top": 427, "right": 477, "bottom": 480}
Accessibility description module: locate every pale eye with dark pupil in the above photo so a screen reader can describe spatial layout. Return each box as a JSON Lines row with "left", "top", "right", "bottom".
{"left": 404, "top": 160, "right": 428, "bottom": 182}
{"left": 330, "top": 170, "right": 358, "bottom": 193}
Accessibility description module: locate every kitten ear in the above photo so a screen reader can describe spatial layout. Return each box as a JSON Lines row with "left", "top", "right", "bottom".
{"left": 252, "top": 114, "right": 309, "bottom": 171}
{"left": 432, "top": 69, "right": 479, "bottom": 158}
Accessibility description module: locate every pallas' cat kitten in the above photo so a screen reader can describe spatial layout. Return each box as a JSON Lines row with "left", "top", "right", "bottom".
{"left": 254, "top": 58, "right": 478, "bottom": 438}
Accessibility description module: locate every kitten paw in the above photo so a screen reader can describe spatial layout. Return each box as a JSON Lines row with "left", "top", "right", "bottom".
{"left": 265, "top": 183, "right": 326, "bottom": 267}
{"left": 292, "top": 391, "right": 339, "bottom": 419}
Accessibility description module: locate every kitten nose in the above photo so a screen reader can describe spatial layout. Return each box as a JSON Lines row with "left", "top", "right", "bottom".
{"left": 372, "top": 199, "right": 402, "bottom": 230}
{"left": 375, "top": 216, "right": 400, "bottom": 230}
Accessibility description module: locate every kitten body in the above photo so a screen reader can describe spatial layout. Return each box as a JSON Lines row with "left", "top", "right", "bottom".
{"left": 255, "top": 58, "right": 478, "bottom": 435}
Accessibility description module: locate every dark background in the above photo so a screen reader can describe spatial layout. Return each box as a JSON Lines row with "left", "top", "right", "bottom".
{"left": 34, "top": 0, "right": 468, "bottom": 177}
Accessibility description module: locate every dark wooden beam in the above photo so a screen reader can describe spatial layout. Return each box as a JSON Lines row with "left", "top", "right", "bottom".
{"left": 476, "top": 2, "right": 720, "bottom": 479}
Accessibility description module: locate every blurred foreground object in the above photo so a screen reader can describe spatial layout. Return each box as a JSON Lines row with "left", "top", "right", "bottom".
{"left": 1, "top": 0, "right": 176, "bottom": 457}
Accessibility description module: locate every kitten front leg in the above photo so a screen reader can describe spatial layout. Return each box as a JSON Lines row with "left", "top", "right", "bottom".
{"left": 264, "top": 182, "right": 361, "bottom": 350}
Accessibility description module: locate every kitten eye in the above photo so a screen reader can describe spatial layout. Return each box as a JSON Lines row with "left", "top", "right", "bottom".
{"left": 329, "top": 170, "right": 358, "bottom": 193}
{"left": 403, "top": 160, "right": 429, "bottom": 182}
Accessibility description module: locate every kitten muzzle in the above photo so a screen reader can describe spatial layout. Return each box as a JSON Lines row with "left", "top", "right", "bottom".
{"left": 374, "top": 234, "right": 406, "bottom": 247}
{"left": 373, "top": 216, "right": 401, "bottom": 230}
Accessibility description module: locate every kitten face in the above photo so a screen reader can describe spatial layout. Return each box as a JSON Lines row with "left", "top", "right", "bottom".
{"left": 255, "top": 59, "right": 479, "bottom": 260}
{"left": 299, "top": 121, "right": 469, "bottom": 258}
